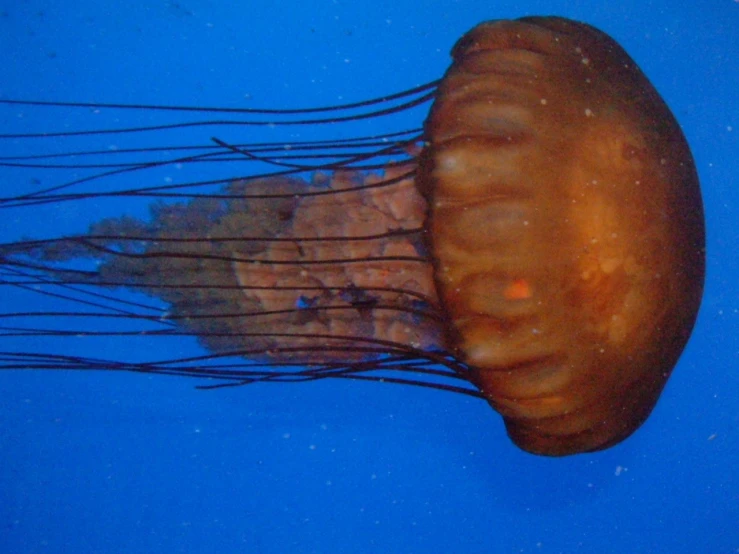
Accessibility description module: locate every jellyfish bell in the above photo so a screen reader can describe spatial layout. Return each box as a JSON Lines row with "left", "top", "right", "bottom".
{"left": 418, "top": 17, "right": 704, "bottom": 455}
{"left": 0, "top": 16, "right": 704, "bottom": 456}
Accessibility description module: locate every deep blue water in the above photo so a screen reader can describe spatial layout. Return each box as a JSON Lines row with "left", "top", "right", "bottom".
{"left": 1, "top": 1, "right": 737, "bottom": 553}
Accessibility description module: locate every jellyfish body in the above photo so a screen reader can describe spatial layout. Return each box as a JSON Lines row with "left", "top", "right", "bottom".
{"left": 0, "top": 17, "right": 704, "bottom": 456}
{"left": 418, "top": 17, "right": 704, "bottom": 454}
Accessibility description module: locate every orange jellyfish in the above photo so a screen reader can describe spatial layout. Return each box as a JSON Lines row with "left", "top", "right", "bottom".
{"left": 0, "top": 16, "right": 704, "bottom": 456}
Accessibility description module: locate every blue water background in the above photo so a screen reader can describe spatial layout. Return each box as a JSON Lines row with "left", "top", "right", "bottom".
{"left": 0, "top": 1, "right": 737, "bottom": 553}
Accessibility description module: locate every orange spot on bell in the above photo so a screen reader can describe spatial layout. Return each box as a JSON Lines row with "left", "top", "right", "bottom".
{"left": 504, "top": 278, "right": 532, "bottom": 300}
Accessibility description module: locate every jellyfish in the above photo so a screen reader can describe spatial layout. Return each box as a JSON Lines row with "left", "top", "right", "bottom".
{"left": 0, "top": 17, "right": 704, "bottom": 456}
